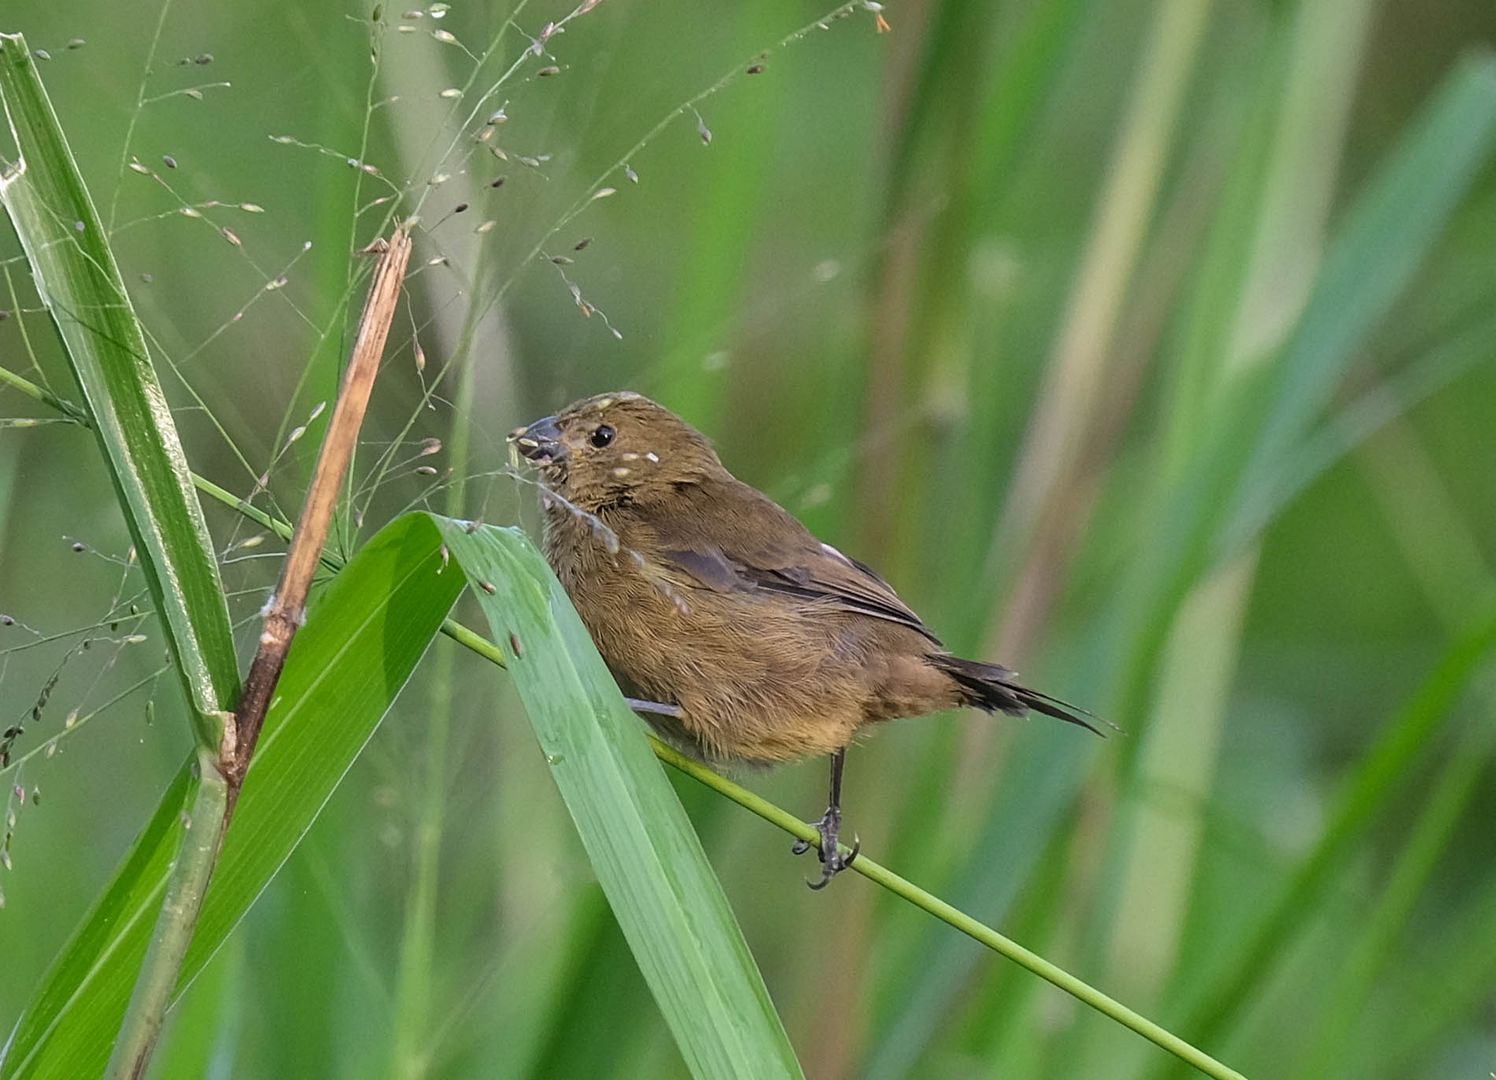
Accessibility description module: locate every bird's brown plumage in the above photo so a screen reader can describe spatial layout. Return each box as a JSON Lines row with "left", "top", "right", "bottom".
{"left": 511, "top": 391, "right": 1097, "bottom": 768}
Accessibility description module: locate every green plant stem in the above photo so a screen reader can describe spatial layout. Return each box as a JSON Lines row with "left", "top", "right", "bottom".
{"left": 0, "top": 364, "right": 89, "bottom": 423}
{"left": 648, "top": 741, "right": 1245, "bottom": 1080}
{"left": 104, "top": 747, "right": 228, "bottom": 1080}
{"left": 430, "top": 624, "right": 1241, "bottom": 1078}
{"left": 1, "top": 363, "right": 1242, "bottom": 1080}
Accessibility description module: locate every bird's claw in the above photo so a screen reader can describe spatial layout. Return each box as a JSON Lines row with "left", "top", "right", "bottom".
{"left": 793, "top": 806, "right": 858, "bottom": 889}
{"left": 807, "top": 834, "right": 859, "bottom": 890}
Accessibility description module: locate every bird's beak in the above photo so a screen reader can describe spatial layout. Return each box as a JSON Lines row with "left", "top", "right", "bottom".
{"left": 507, "top": 415, "right": 567, "bottom": 464}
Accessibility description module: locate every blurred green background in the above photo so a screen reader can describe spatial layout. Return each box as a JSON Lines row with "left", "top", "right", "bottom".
{"left": 3, "top": 0, "right": 1495, "bottom": 1077}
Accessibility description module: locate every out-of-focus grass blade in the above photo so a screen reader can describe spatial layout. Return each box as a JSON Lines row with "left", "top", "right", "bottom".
{"left": 1158, "top": 610, "right": 1496, "bottom": 1070}
{"left": 434, "top": 518, "right": 803, "bottom": 1080}
{"left": 1376, "top": 867, "right": 1496, "bottom": 1077}
{"left": 869, "top": 52, "right": 1496, "bottom": 1078}
{"left": 1119, "top": 50, "right": 1496, "bottom": 733}
{"left": 1229, "top": 49, "right": 1496, "bottom": 543}
{"left": 862, "top": 731, "right": 1096, "bottom": 1080}
{"left": 0, "top": 33, "right": 238, "bottom": 738}
{"left": 1294, "top": 720, "right": 1492, "bottom": 1079}
{"left": 2, "top": 514, "right": 463, "bottom": 1079}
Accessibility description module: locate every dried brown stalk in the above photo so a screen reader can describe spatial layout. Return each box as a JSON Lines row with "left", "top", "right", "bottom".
{"left": 227, "top": 227, "right": 412, "bottom": 789}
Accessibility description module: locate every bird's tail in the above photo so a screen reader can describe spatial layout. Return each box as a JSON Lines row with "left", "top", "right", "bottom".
{"left": 931, "top": 654, "right": 1106, "bottom": 735}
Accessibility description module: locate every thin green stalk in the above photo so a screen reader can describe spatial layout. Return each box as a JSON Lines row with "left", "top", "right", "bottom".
{"left": 105, "top": 748, "right": 228, "bottom": 1080}
{"left": 261, "top": 527, "right": 1245, "bottom": 1078}
{"left": 3, "top": 360, "right": 1241, "bottom": 1080}
{"left": 0, "top": 364, "right": 88, "bottom": 423}
{"left": 649, "top": 741, "right": 1245, "bottom": 1080}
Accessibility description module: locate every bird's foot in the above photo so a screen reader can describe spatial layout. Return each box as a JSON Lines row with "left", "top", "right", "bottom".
{"left": 792, "top": 805, "right": 859, "bottom": 889}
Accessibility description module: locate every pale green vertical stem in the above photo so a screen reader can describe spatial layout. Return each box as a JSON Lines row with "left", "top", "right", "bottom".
{"left": 1102, "top": 553, "right": 1253, "bottom": 997}
{"left": 106, "top": 750, "right": 228, "bottom": 1080}
{"left": 386, "top": 666, "right": 448, "bottom": 1079}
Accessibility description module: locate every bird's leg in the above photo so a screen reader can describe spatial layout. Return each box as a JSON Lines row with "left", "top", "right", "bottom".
{"left": 792, "top": 747, "right": 859, "bottom": 888}
{"left": 625, "top": 697, "right": 682, "bottom": 719}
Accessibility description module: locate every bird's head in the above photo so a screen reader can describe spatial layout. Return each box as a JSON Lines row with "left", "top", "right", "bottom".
{"left": 508, "top": 391, "right": 721, "bottom": 511}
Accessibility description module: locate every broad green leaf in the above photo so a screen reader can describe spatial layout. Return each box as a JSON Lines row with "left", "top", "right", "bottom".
{"left": 0, "top": 33, "right": 238, "bottom": 738}
{"left": 3, "top": 514, "right": 463, "bottom": 1079}
{"left": 434, "top": 518, "right": 803, "bottom": 1080}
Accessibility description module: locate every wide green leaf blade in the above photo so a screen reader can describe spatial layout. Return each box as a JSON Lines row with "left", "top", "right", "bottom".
{"left": 2, "top": 514, "right": 463, "bottom": 1079}
{"left": 0, "top": 33, "right": 238, "bottom": 735}
{"left": 433, "top": 517, "right": 802, "bottom": 1080}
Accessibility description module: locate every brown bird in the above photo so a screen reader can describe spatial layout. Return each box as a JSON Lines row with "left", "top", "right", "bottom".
{"left": 510, "top": 391, "right": 1099, "bottom": 887}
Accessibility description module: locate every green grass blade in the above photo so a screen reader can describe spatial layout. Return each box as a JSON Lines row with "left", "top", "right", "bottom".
{"left": 1378, "top": 868, "right": 1496, "bottom": 1076}
{"left": 0, "top": 33, "right": 238, "bottom": 739}
{"left": 1294, "top": 722, "right": 1493, "bottom": 1079}
{"left": 1118, "top": 50, "right": 1496, "bottom": 739}
{"left": 1231, "top": 50, "right": 1496, "bottom": 540}
{"left": 861, "top": 730, "right": 1097, "bottom": 1080}
{"left": 2, "top": 514, "right": 464, "bottom": 1079}
{"left": 1163, "top": 610, "right": 1496, "bottom": 1064}
{"left": 432, "top": 519, "right": 803, "bottom": 1080}
{"left": 0, "top": 35, "right": 246, "bottom": 1076}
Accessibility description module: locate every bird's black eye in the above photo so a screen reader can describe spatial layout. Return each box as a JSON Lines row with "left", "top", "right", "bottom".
{"left": 589, "top": 424, "right": 616, "bottom": 448}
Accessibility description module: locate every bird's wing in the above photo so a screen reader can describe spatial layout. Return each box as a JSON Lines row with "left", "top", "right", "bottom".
{"left": 644, "top": 477, "right": 941, "bottom": 645}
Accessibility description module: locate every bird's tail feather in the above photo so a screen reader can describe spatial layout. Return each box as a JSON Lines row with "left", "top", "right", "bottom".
{"left": 931, "top": 654, "right": 1106, "bottom": 735}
